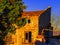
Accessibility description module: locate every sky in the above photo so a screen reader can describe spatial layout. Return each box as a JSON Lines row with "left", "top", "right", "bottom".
{"left": 23, "top": 0, "right": 60, "bottom": 17}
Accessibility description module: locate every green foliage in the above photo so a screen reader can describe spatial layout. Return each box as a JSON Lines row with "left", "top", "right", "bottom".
{"left": 16, "top": 18, "right": 26, "bottom": 27}
{"left": 7, "top": 25, "right": 16, "bottom": 34}
{"left": 0, "top": 0, "right": 27, "bottom": 40}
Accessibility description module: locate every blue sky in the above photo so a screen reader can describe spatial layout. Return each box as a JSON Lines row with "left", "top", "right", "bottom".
{"left": 23, "top": 0, "right": 60, "bottom": 16}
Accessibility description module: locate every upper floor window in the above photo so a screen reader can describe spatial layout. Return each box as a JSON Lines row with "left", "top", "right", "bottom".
{"left": 28, "top": 19, "right": 30, "bottom": 23}
{"left": 26, "top": 19, "right": 30, "bottom": 23}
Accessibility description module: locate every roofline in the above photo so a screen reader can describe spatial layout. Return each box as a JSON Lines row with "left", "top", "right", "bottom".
{"left": 45, "top": 6, "right": 51, "bottom": 10}
{"left": 22, "top": 6, "right": 51, "bottom": 16}
{"left": 23, "top": 6, "right": 51, "bottom": 12}
{"left": 39, "top": 6, "right": 51, "bottom": 16}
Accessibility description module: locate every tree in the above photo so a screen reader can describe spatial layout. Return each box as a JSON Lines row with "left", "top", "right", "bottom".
{"left": 0, "top": 0, "right": 26, "bottom": 45}
{"left": 51, "top": 15, "right": 60, "bottom": 30}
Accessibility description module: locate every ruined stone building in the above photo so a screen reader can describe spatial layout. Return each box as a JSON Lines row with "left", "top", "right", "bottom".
{"left": 7, "top": 7, "right": 53, "bottom": 45}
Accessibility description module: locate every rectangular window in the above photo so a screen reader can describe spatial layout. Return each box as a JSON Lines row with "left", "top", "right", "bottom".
{"left": 29, "top": 32, "right": 31, "bottom": 42}
{"left": 25, "top": 32, "right": 32, "bottom": 42}
{"left": 25, "top": 33, "right": 28, "bottom": 40}
{"left": 26, "top": 19, "right": 30, "bottom": 23}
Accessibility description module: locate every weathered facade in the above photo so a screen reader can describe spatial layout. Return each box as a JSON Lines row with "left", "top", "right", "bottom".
{"left": 7, "top": 7, "right": 53, "bottom": 45}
